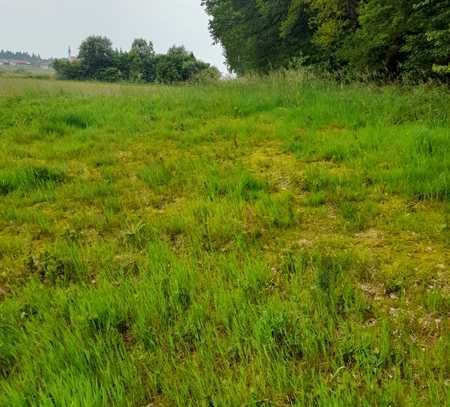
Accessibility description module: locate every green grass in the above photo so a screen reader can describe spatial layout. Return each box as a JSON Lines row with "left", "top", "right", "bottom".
{"left": 0, "top": 166, "right": 66, "bottom": 195}
{"left": 0, "top": 75, "right": 449, "bottom": 406}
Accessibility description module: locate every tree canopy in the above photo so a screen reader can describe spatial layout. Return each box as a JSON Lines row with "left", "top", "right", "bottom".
{"left": 53, "top": 36, "right": 220, "bottom": 84}
{"left": 202, "top": 0, "right": 450, "bottom": 80}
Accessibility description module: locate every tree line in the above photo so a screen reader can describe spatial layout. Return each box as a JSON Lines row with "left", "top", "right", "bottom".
{"left": 202, "top": 0, "right": 449, "bottom": 81}
{"left": 53, "top": 36, "right": 220, "bottom": 83}
{"left": 0, "top": 50, "right": 45, "bottom": 65}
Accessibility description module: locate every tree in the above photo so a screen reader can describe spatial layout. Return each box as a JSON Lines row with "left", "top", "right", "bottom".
{"left": 78, "top": 36, "right": 114, "bottom": 78}
{"left": 203, "top": 0, "right": 449, "bottom": 81}
{"left": 112, "top": 50, "right": 133, "bottom": 80}
{"left": 306, "top": 0, "right": 360, "bottom": 69}
{"left": 154, "top": 46, "right": 218, "bottom": 84}
{"left": 0, "top": 50, "right": 44, "bottom": 65}
{"left": 346, "top": 0, "right": 450, "bottom": 80}
{"left": 130, "top": 39, "right": 155, "bottom": 59}
{"left": 156, "top": 47, "right": 193, "bottom": 83}
{"left": 141, "top": 56, "right": 157, "bottom": 83}
{"left": 202, "top": 0, "right": 316, "bottom": 74}
{"left": 95, "top": 67, "right": 122, "bottom": 82}
{"left": 53, "top": 59, "right": 84, "bottom": 80}
{"left": 190, "top": 66, "right": 221, "bottom": 83}
{"left": 129, "top": 39, "right": 155, "bottom": 82}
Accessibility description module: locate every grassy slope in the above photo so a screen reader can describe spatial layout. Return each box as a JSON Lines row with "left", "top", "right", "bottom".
{"left": 0, "top": 76, "right": 448, "bottom": 406}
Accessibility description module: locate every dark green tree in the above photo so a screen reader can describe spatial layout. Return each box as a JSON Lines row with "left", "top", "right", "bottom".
{"left": 129, "top": 39, "right": 156, "bottom": 82}
{"left": 130, "top": 39, "right": 155, "bottom": 59}
{"left": 203, "top": 0, "right": 316, "bottom": 74}
{"left": 53, "top": 59, "right": 85, "bottom": 80}
{"left": 203, "top": 0, "right": 449, "bottom": 81}
{"left": 155, "top": 46, "right": 216, "bottom": 83}
{"left": 78, "top": 36, "right": 114, "bottom": 78}
{"left": 305, "top": 0, "right": 360, "bottom": 68}
{"left": 344, "top": 0, "right": 449, "bottom": 79}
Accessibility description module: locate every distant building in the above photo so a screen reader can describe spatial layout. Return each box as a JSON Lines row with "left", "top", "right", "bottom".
{"left": 10, "top": 60, "right": 32, "bottom": 66}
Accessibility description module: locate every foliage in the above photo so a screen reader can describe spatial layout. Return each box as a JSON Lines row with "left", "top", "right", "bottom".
{"left": 189, "top": 66, "right": 222, "bottom": 83}
{"left": 78, "top": 36, "right": 114, "bottom": 79}
{"left": 202, "top": 0, "right": 316, "bottom": 75}
{"left": 95, "top": 67, "right": 123, "bottom": 83}
{"left": 53, "top": 36, "right": 219, "bottom": 84}
{"left": 203, "top": 0, "right": 450, "bottom": 81}
{"left": 53, "top": 59, "right": 84, "bottom": 80}
{"left": 129, "top": 39, "right": 155, "bottom": 82}
{"left": 0, "top": 76, "right": 448, "bottom": 405}
{"left": 346, "top": 0, "right": 450, "bottom": 80}
{"left": 155, "top": 46, "right": 219, "bottom": 84}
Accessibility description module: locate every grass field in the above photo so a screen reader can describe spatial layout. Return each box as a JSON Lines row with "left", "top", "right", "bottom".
{"left": 0, "top": 75, "right": 449, "bottom": 406}
{"left": 0, "top": 66, "right": 54, "bottom": 81}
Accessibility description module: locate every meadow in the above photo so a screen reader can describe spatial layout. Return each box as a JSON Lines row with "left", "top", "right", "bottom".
{"left": 0, "top": 74, "right": 448, "bottom": 406}
{"left": 0, "top": 66, "right": 54, "bottom": 81}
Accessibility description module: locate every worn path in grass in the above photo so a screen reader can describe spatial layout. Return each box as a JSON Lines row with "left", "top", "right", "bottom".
{"left": 0, "top": 77, "right": 448, "bottom": 405}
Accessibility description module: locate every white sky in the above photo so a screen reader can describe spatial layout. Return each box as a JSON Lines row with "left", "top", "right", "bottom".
{"left": 0, "top": 0, "right": 227, "bottom": 71}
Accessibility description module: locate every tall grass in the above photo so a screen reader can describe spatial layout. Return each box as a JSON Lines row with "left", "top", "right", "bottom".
{"left": 0, "top": 76, "right": 448, "bottom": 406}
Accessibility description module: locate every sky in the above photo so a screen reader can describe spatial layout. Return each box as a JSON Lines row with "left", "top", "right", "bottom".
{"left": 0, "top": 0, "right": 227, "bottom": 71}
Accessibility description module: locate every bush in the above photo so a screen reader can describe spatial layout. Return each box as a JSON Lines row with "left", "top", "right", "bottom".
{"left": 95, "top": 67, "right": 122, "bottom": 83}
{"left": 189, "top": 66, "right": 221, "bottom": 84}
{"left": 53, "top": 59, "right": 85, "bottom": 80}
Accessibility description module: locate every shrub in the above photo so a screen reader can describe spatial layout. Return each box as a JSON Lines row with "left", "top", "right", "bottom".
{"left": 95, "top": 67, "right": 122, "bottom": 83}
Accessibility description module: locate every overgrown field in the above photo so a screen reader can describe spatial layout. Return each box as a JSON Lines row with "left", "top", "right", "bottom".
{"left": 0, "top": 76, "right": 448, "bottom": 406}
